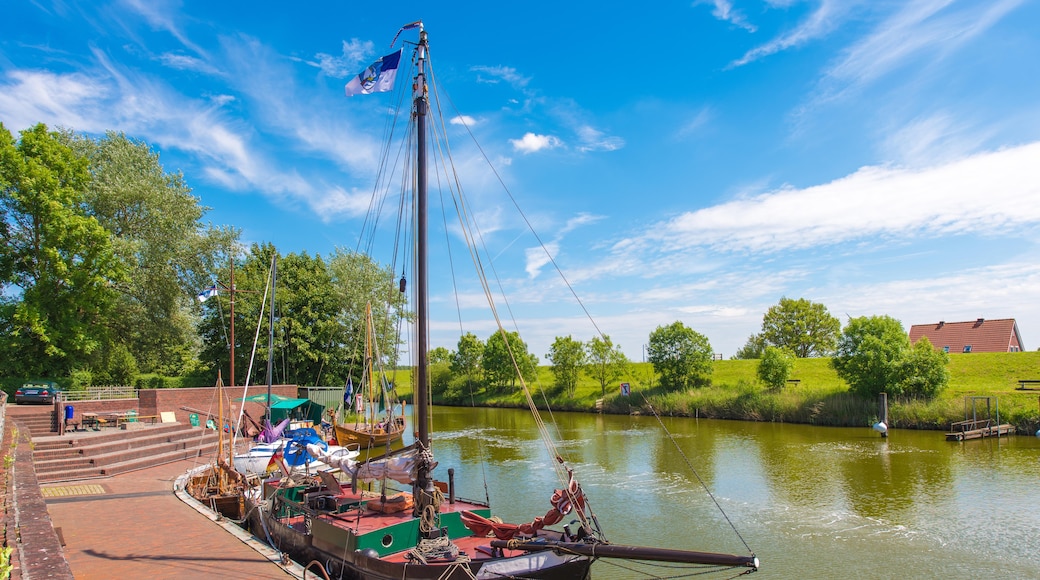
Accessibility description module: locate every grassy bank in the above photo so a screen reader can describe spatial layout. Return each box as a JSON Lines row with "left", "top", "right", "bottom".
{"left": 412, "top": 351, "right": 1040, "bottom": 433}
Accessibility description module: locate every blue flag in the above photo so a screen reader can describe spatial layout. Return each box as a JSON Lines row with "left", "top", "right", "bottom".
{"left": 196, "top": 285, "right": 218, "bottom": 302}
{"left": 344, "top": 378, "right": 354, "bottom": 403}
{"left": 344, "top": 49, "right": 403, "bottom": 97}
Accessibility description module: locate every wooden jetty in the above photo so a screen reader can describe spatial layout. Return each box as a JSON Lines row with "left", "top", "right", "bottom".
{"left": 945, "top": 419, "right": 1015, "bottom": 441}
{"left": 945, "top": 396, "right": 1015, "bottom": 441}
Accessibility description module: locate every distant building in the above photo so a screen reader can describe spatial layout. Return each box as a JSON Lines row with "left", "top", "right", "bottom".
{"left": 908, "top": 318, "right": 1024, "bottom": 353}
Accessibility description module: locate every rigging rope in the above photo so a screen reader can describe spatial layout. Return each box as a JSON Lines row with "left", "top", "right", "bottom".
{"left": 639, "top": 393, "right": 754, "bottom": 556}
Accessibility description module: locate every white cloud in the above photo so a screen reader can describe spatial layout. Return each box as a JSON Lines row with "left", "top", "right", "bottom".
{"left": 158, "top": 52, "right": 221, "bottom": 75}
{"left": 311, "top": 38, "right": 374, "bottom": 77}
{"left": 627, "top": 141, "right": 1040, "bottom": 253}
{"left": 730, "top": 0, "right": 849, "bottom": 67}
{"left": 471, "top": 65, "right": 530, "bottom": 88}
{"left": 576, "top": 125, "right": 624, "bottom": 152}
{"left": 510, "top": 132, "right": 562, "bottom": 154}
{"left": 700, "top": 0, "right": 757, "bottom": 32}
{"left": 451, "top": 115, "right": 478, "bottom": 127}
{"left": 820, "top": 0, "right": 1024, "bottom": 98}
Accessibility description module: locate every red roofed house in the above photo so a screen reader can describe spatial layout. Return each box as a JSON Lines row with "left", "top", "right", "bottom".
{"left": 908, "top": 318, "right": 1025, "bottom": 353}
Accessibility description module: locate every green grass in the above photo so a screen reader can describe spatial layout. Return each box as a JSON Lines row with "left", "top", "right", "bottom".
{"left": 411, "top": 352, "right": 1040, "bottom": 433}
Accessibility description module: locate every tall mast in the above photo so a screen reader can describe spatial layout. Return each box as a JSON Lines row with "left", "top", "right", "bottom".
{"left": 229, "top": 255, "right": 235, "bottom": 387}
{"left": 414, "top": 27, "right": 430, "bottom": 454}
{"left": 265, "top": 255, "right": 276, "bottom": 424}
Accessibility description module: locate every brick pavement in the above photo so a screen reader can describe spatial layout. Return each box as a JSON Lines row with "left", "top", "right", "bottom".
{"left": 43, "top": 458, "right": 296, "bottom": 579}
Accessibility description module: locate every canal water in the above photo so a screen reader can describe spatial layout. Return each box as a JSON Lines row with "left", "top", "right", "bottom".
{"left": 425, "top": 406, "right": 1040, "bottom": 579}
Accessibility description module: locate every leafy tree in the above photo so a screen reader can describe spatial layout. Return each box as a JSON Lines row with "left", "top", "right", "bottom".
{"left": 0, "top": 123, "right": 123, "bottom": 377}
{"left": 547, "top": 335, "right": 586, "bottom": 397}
{"left": 429, "top": 347, "right": 451, "bottom": 365}
{"left": 757, "top": 346, "right": 794, "bottom": 390}
{"left": 451, "top": 332, "right": 484, "bottom": 378}
{"left": 586, "top": 335, "right": 629, "bottom": 395}
{"left": 734, "top": 333, "right": 766, "bottom": 359}
{"left": 483, "top": 330, "right": 537, "bottom": 390}
{"left": 66, "top": 130, "right": 234, "bottom": 376}
{"left": 327, "top": 248, "right": 410, "bottom": 373}
{"left": 646, "top": 321, "right": 713, "bottom": 391}
{"left": 760, "top": 297, "right": 840, "bottom": 357}
{"left": 898, "top": 336, "right": 949, "bottom": 399}
{"left": 831, "top": 315, "right": 909, "bottom": 398}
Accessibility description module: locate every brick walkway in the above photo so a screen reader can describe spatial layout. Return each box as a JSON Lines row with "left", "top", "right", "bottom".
{"left": 43, "top": 458, "right": 296, "bottom": 579}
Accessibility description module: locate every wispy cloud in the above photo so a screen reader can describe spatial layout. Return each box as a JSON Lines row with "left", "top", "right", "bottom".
{"left": 158, "top": 52, "right": 221, "bottom": 75}
{"left": 730, "top": 0, "right": 849, "bottom": 67}
{"left": 819, "top": 0, "right": 1024, "bottom": 100}
{"left": 622, "top": 141, "right": 1040, "bottom": 254}
{"left": 471, "top": 65, "right": 531, "bottom": 88}
{"left": 310, "top": 38, "right": 374, "bottom": 77}
{"left": 700, "top": 0, "right": 757, "bottom": 32}
{"left": 451, "top": 115, "right": 479, "bottom": 127}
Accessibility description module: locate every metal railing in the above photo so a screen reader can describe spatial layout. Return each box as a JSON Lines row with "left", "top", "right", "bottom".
{"left": 61, "top": 385, "right": 138, "bottom": 401}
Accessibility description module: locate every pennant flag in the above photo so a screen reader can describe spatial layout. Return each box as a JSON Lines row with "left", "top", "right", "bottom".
{"left": 344, "top": 49, "right": 403, "bottom": 97}
{"left": 196, "top": 285, "right": 218, "bottom": 302}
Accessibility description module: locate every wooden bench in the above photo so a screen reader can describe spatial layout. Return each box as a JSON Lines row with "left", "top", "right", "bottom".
{"left": 116, "top": 415, "right": 159, "bottom": 427}
{"left": 1016, "top": 379, "right": 1040, "bottom": 390}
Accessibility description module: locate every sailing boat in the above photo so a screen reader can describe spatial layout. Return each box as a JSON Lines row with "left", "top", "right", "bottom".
{"left": 231, "top": 255, "right": 358, "bottom": 476}
{"left": 333, "top": 302, "right": 406, "bottom": 458}
{"left": 243, "top": 22, "right": 759, "bottom": 579}
{"left": 186, "top": 371, "right": 248, "bottom": 520}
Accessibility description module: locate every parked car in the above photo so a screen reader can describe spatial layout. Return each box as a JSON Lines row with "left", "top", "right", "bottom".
{"left": 14, "top": 381, "right": 61, "bottom": 404}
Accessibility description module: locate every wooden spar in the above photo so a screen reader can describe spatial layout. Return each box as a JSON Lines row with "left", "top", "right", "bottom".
{"left": 490, "top": 540, "right": 759, "bottom": 569}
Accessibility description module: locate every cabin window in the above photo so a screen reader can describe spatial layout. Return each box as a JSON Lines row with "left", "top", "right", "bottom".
{"left": 942, "top": 346, "right": 950, "bottom": 353}
{"left": 962, "top": 345, "right": 972, "bottom": 353}
{"left": 1010, "top": 346, "right": 1020, "bottom": 352}
{"left": 382, "top": 533, "right": 394, "bottom": 547}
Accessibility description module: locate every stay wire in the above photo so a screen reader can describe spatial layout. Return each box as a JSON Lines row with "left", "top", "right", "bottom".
{"left": 639, "top": 393, "right": 754, "bottom": 556}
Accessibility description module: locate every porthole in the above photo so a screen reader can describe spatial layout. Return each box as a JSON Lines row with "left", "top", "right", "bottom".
{"left": 382, "top": 533, "right": 393, "bottom": 547}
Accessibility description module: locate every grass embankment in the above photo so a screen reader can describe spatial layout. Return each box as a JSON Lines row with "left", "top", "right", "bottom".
{"left": 403, "top": 352, "right": 1040, "bottom": 432}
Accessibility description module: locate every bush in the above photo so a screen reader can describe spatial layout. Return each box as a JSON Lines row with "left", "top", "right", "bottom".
{"left": 757, "top": 346, "right": 794, "bottom": 390}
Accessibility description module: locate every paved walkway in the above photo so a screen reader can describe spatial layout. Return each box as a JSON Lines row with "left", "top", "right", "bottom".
{"left": 43, "top": 458, "right": 296, "bottom": 579}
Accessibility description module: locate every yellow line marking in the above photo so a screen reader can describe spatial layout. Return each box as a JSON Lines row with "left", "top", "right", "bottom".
{"left": 40, "top": 484, "right": 106, "bottom": 497}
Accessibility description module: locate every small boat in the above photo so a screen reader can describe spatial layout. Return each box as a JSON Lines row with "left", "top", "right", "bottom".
{"left": 241, "top": 21, "right": 759, "bottom": 580}
{"left": 333, "top": 303, "right": 407, "bottom": 459}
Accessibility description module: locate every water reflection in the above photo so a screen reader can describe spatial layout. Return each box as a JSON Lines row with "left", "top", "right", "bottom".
{"left": 427, "top": 406, "right": 1040, "bottom": 578}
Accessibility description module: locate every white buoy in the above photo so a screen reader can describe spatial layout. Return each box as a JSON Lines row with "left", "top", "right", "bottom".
{"left": 872, "top": 421, "right": 888, "bottom": 434}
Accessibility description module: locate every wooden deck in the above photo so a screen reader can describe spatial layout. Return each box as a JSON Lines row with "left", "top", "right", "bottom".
{"left": 945, "top": 419, "right": 1016, "bottom": 441}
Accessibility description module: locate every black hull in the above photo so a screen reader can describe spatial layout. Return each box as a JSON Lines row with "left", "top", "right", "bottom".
{"left": 246, "top": 507, "right": 592, "bottom": 580}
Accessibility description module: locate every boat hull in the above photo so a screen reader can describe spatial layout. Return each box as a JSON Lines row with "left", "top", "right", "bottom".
{"left": 334, "top": 419, "right": 406, "bottom": 459}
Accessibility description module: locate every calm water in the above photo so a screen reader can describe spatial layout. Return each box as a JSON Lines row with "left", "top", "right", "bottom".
{"left": 424, "top": 406, "right": 1040, "bottom": 579}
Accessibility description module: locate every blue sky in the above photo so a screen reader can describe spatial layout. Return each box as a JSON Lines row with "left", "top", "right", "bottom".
{"left": 3, "top": 1, "right": 1040, "bottom": 362}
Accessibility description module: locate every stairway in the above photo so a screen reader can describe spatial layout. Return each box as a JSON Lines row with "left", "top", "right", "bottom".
{"left": 5, "top": 404, "right": 59, "bottom": 437}
{"left": 31, "top": 423, "right": 222, "bottom": 483}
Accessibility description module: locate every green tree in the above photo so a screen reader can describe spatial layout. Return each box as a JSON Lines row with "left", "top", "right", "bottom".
{"left": 67, "top": 130, "right": 234, "bottom": 376}
{"left": 646, "top": 321, "right": 713, "bottom": 391}
{"left": 327, "top": 248, "right": 410, "bottom": 373}
{"left": 0, "top": 123, "right": 123, "bottom": 377}
{"left": 734, "top": 333, "right": 766, "bottom": 359}
{"left": 451, "top": 332, "right": 484, "bottom": 378}
{"left": 586, "top": 335, "right": 629, "bottom": 395}
{"left": 547, "top": 335, "right": 586, "bottom": 397}
{"left": 757, "top": 346, "right": 794, "bottom": 390}
{"left": 761, "top": 297, "right": 840, "bottom": 357}
{"left": 899, "top": 336, "right": 949, "bottom": 399}
{"left": 429, "top": 347, "right": 452, "bottom": 365}
{"left": 831, "top": 315, "right": 909, "bottom": 398}
{"left": 483, "top": 330, "right": 537, "bottom": 390}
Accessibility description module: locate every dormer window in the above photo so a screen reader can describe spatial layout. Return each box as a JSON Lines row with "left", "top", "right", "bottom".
{"left": 942, "top": 346, "right": 950, "bottom": 353}
{"left": 963, "top": 345, "right": 972, "bottom": 353}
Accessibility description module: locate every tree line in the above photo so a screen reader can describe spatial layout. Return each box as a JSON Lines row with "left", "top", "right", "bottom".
{"left": 2, "top": 123, "right": 949, "bottom": 402}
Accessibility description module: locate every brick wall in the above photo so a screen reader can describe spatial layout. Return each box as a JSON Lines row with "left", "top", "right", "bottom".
{"left": 138, "top": 385, "right": 298, "bottom": 423}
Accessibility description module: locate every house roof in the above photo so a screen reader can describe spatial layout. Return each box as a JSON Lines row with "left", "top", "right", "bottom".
{"left": 908, "top": 318, "right": 1024, "bottom": 353}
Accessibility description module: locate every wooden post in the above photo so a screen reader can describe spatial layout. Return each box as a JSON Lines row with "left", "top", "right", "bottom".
{"left": 878, "top": 393, "right": 888, "bottom": 438}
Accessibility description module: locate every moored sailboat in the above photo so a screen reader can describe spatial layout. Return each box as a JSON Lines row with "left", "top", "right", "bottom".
{"left": 242, "top": 21, "right": 759, "bottom": 579}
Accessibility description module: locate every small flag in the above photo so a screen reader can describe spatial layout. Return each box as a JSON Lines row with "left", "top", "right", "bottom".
{"left": 344, "top": 378, "right": 354, "bottom": 403}
{"left": 196, "top": 285, "right": 218, "bottom": 302}
{"left": 344, "top": 49, "right": 403, "bottom": 97}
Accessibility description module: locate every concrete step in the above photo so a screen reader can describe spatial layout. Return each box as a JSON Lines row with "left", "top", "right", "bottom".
{"left": 32, "top": 424, "right": 200, "bottom": 455}
{"left": 36, "top": 442, "right": 222, "bottom": 483}
{"left": 33, "top": 436, "right": 218, "bottom": 474}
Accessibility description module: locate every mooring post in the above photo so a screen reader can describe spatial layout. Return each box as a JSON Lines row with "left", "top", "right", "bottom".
{"left": 878, "top": 393, "right": 888, "bottom": 438}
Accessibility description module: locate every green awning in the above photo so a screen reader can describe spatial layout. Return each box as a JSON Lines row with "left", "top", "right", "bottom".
{"left": 270, "top": 398, "right": 312, "bottom": 410}
{"left": 235, "top": 394, "right": 292, "bottom": 404}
